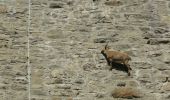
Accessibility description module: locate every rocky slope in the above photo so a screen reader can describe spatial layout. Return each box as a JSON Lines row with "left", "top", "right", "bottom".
{"left": 0, "top": 0, "right": 170, "bottom": 100}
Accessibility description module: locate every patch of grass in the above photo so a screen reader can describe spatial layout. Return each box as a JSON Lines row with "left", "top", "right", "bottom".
{"left": 111, "top": 87, "right": 142, "bottom": 99}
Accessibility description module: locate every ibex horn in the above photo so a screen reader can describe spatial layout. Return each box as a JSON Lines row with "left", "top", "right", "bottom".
{"left": 105, "top": 42, "right": 109, "bottom": 49}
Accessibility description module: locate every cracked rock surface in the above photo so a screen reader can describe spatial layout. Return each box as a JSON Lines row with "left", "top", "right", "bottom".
{"left": 0, "top": 0, "right": 170, "bottom": 100}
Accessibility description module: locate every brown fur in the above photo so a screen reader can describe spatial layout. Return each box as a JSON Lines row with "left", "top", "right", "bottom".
{"left": 101, "top": 43, "right": 132, "bottom": 76}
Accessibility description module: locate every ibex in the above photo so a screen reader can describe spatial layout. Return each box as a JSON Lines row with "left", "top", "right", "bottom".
{"left": 101, "top": 43, "right": 132, "bottom": 76}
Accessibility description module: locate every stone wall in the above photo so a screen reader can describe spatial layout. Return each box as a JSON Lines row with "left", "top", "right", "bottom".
{"left": 0, "top": 0, "right": 170, "bottom": 100}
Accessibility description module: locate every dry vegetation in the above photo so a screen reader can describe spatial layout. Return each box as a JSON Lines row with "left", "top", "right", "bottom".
{"left": 0, "top": 4, "right": 7, "bottom": 13}
{"left": 111, "top": 87, "right": 142, "bottom": 99}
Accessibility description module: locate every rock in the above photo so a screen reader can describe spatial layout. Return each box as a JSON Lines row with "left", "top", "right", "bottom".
{"left": 49, "top": 3, "right": 64, "bottom": 9}
{"left": 162, "top": 82, "right": 170, "bottom": 91}
{"left": 14, "top": 77, "right": 28, "bottom": 84}
{"left": 47, "top": 29, "right": 65, "bottom": 39}
{"left": 74, "top": 79, "right": 84, "bottom": 84}
{"left": 154, "top": 28, "right": 169, "bottom": 34}
{"left": 163, "top": 54, "right": 170, "bottom": 64}
{"left": 0, "top": 83, "right": 7, "bottom": 89}
{"left": 137, "top": 70, "right": 152, "bottom": 83}
{"left": 128, "top": 81, "right": 139, "bottom": 87}
{"left": 93, "top": 37, "right": 110, "bottom": 43}
{"left": 153, "top": 74, "right": 169, "bottom": 83}
{"left": 1, "top": 0, "right": 170, "bottom": 99}
{"left": 166, "top": 94, "right": 170, "bottom": 99}
{"left": 93, "top": 0, "right": 99, "bottom": 2}
{"left": 82, "top": 63, "right": 96, "bottom": 71}
{"left": 0, "top": 4, "right": 7, "bottom": 13}
{"left": 11, "top": 84, "right": 27, "bottom": 91}
{"left": 124, "top": 13, "right": 151, "bottom": 21}
{"left": 156, "top": 65, "right": 169, "bottom": 71}
{"left": 117, "top": 82, "right": 126, "bottom": 87}
{"left": 94, "top": 36, "right": 118, "bottom": 43}
{"left": 95, "top": 92, "right": 105, "bottom": 98}
{"left": 49, "top": 78, "right": 63, "bottom": 84}
{"left": 147, "top": 38, "right": 170, "bottom": 45}
{"left": 143, "top": 32, "right": 162, "bottom": 39}
{"left": 51, "top": 96, "right": 62, "bottom": 100}
{"left": 139, "top": 27, "right": 150, "bottom": 33}
{"left": 55, "top": 84, "right": 71, "bottom": 89}
{"left": 67, "top": 0, "right": 74, "bottom": 6}
{"left": 51, "top": 69, "right": 64, "bottom": 78}
{"left": 105, "top": 0, "right": 123, "bottom": 6}
{"left": 147, "top": 51, "right": 162, "bottom": 57}
{"left": 32, "top": 89, "right": 47, "bottom": 96}
{"left": 98, "top": 54, "right": 105, "bottom": 61}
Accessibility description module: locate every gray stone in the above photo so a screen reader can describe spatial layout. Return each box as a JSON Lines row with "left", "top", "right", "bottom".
{"left": 105, "top": 0, "right": 123, "bottom": 6}
{"left": 95, "top": 92, "right": 105, "bottom": 98}
{"left": 55, "top": 84, "right": 71, "bottom": 89}
{"left": 11, "top": 84, "right": 27, "bottom": 91}
{"left": 94, "top": 36, "right": 118, "bottom": 43}
{"left": 49, "top": 3, "right": 64, "bottom": 9}
{"left": 82, "top": 63, "right": 97, "bottom": 71}
{"left": 32, "top": 89, "right": 47, "bottom": 96}
{"left": 154, "top": 28, "right": 169, "bottom": 34}
{"left": 166, "top": 94, "right": 170, "bottom": 99}
{"left": 93, "top": 37, "right": 110, "bottom": 43}
{"left": 117, "top": 82, "right": 126, "bottom": 87}
{"left": 147, "top": 38, "right": 170, "bottom": 45}
{"left": 128, "top": 81, "right": 139, "bottom": 87}
{"left": 1, "top": 0, "right": 170, "bottom": 99}
{"left": 47, "top": 29, "right": 65, "bottom": 39}
{"left": 0, "top": 4, "right": 7, "bottom": 14}
{"left": 49, "top": 78, "right": 63, "bottom": 84}
{"left": 74, "top": 79, "right": 84, "bottom": 84}
{"left": 162, "top": 82, "right": 170, "bottom": 91}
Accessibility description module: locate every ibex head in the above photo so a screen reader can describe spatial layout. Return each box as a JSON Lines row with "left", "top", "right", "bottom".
{"left": 101, "top": 42, "right": 110, "bottom": 54}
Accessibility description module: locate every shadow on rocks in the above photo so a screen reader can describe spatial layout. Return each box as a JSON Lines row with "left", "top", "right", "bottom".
{"left": 110, "top": 62, "right": 129, "bottom": 74}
